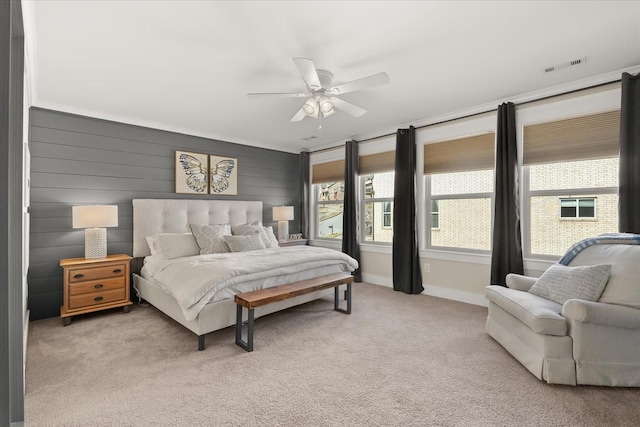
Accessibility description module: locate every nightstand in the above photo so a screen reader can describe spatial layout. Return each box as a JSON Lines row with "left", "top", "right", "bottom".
{"left": 278, "top": 239, "right": 308, "bottom": 247}
{"left": 60, "top": 254, "right": 133, "bottom": 326}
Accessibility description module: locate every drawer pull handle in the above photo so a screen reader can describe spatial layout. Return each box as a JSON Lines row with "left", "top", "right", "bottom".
{"left": 74, "top": 273, "right": 84, "bottom": 279}
{"left": 113, "top": 269, "right": 122, "bottom": 273}
{"left": 94, "top": 296, "right": 104, "bottom": 302}
{"left": 94, "top": 284, "right": 104, "bottom": 289}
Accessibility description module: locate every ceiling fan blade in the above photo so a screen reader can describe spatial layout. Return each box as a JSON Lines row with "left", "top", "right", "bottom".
{"left": 290, "top": 108, "right": 307, "bottom": 122}
{"left": 247, "top": 92, "right": 308, "bottom": 98}
{"left": 330, "top": 97, "right": 367, "bottom": 117}
{"left": 330, "top": 72, "right": 389, "bottom": 95}
{"left": 293, "top": 57, "right": 322, "bottom": 90}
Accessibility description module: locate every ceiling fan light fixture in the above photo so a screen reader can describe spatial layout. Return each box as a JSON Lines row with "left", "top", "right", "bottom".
{"left": 318, "top": 95, "right": 333, "bottom": 113}
{"left": 302, "top": 98, "right": 318, "bottom": 116}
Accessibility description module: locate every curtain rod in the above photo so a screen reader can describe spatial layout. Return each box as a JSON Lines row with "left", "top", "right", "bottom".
{"left": 309, "top": 78, "right": 621, "bottom": 154}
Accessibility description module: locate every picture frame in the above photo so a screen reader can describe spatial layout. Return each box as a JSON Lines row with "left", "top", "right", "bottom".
{"left": 175, "top": 151, "right": 208, "bottom": 194}
{"left": 209, "top": 155, "right": 238, "bottom": 195}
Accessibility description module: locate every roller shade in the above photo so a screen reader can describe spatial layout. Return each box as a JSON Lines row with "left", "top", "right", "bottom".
{"left": 523, "top": 110, "right": 620, "bottom": 165}
{"left": 360, "top": 150, "right": 395, "bottom": 174}
{"left": 312, "top": 160, "right": 344, "bottom": 184}
{"left": 423, "top": 133, "right": 495, "bottom": 174}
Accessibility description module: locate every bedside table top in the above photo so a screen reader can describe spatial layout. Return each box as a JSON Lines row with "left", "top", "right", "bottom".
{"left": 60, "top": 254, "right": 132, "bottom": 267}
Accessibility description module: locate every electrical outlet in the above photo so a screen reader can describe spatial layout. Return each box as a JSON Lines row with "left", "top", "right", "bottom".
{"left": 423, "top": 263, "right": 430, "bottom": 273}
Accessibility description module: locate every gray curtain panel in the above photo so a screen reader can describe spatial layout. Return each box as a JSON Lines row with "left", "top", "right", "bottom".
{"left": 299, "top": 151, "right": 310, "bottom": 239}
{"left": 491, "top": 102, "right": 524, "bottom": 286}
{"left": 619, "top": 72, "right": 640, "bottom": 234}
{"left": 342, "top": 140, "right": 361, "bottom": 282}
{"left": 392, "top": 126, "right": 423, "bottom": 294}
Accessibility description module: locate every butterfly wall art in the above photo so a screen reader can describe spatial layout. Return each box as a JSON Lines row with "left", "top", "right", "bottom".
{"left": 175, "top": 151, "right": 238, "bottom": 195}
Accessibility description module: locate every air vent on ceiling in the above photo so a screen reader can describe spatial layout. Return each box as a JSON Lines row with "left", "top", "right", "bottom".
{"left": 542, "top": 56, "right": 587, "bottom": 74}
{"left": 302, "top": 135, "right": 318, "bottom": 141}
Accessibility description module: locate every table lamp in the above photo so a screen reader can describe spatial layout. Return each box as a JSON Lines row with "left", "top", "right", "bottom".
{"left": 72, "top": 205, "right": 118, "bottom": 259}
{"left": 272, "top": 206, "right": 294, "bottom": 241}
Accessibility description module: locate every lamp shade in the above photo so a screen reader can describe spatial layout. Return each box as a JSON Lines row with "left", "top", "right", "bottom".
{"left": 72, "top": 205, "right": 118, "bottom": 228}
{"left": 272, "top": 206, "right": 294, "bottom": 221}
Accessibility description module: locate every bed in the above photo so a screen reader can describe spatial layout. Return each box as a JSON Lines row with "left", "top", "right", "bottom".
{"left": 131, "top": 199, "right": 358, "bottom": 350}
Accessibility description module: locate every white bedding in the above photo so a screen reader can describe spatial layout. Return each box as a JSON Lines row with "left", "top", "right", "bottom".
{"left": 141, "top": 246, "right": 358, "bottom": 321}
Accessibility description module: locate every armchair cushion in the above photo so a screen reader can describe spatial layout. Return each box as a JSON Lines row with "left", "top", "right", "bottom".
{"left": 528, "top": 263, "right": 610, "bottom": 305}
{"left": 485, "top": 285, "right": 566, "bottom": 336}
{"left": 505, "top": 273, "right": 537, "bottom": 292}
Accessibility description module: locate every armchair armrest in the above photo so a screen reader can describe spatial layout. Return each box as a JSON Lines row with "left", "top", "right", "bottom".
{"left": 563, "top": 299, "right": 640, "bottom": 330}
{"left": 505, "top": 273, "right": 537, "bottom": 292}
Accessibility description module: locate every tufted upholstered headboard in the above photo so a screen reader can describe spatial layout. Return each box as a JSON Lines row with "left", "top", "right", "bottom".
{"left": 132, "top": 199, "right": 263, "bottom": 257}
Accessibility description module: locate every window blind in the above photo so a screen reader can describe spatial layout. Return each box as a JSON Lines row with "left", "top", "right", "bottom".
{"left": 311, "top": 160, "right": 344, "bottom": 184}
{"left": 359, "top": 150, "right": 395, "bottom": 174}
{"left": 423, "top": 133, "right": 495, "bottom": 174}
{"left": 523, "top": 110, "right": 620, "bottom": 165}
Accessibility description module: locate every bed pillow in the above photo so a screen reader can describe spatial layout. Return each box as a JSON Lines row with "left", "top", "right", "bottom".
{"left": 189, "top": 224, "right": 231, "bottom": 254}
{"left": 263, "top": 225, "right": 280, "bottom": 247}
{"left": 232, "top": 223, "right": 272, "bottom": 248}
{"left": 528, "top": 263, "right": 611, "bottom": 305}
{"left": 224, "top": 234, "right": 266, "bottom": 252}
{"left": 148, "top": 233, "right": 201, "bottom": 259}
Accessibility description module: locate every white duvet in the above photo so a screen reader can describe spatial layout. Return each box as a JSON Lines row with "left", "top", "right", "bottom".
{"left": 141, "top": 246, "right": 358, "bottom": 321}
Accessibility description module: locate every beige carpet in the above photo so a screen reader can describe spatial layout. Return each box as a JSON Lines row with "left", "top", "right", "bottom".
{"left": 25, "top": 283, "right": 640, "bottom": 426}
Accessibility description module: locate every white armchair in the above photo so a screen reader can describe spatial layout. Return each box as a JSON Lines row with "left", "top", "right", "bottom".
{"left": 485, "top": 239, "right": 640, "bottom": 386}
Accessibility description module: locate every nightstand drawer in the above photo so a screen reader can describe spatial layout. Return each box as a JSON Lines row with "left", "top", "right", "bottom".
{"left": 68, "top": 288, "right": 126, "bottom": 310}
{"left": 69, "top": 277, "right": 126, "bottom": 296}
{"left": 68, "top": 263, "right": 127, "bottom": 283}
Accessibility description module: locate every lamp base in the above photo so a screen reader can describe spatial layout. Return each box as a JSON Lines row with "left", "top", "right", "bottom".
{"left": 277, "top": 220, "right": 289, "bottom": 242}
{"left": 85, "top": 228, "right": 107, "bottom": 259}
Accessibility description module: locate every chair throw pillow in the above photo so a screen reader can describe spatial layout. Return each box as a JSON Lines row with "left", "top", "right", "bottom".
{"left": 189, "top": 224, "right": 231, "bottom": 254}
{"left": 528, "top": 263, "right": 611, "bottom": 305}
{"left": 224, "top": 234, "right": 266, "bottom": 252}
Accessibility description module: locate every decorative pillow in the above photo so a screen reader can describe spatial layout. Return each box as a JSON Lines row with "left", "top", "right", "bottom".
{"left": 263, "top": 225, "right": 280, "bottom": 247}
{"left": 232, "top": 223, "right": 272, "bottom": 248}
{"left": 148, "top": 233, "right": 201, "bottom": 259}
{"left": 528, "top": 263, "right": 611, "bottom": 305}
{"left": 223, "top": 234, "right": 266, "bottom": 252}
{"left": 189, "top": 224, "right": 231, "bottom": 254}
{"left": 145, "top": 236, "right": 157, "bottom": 256}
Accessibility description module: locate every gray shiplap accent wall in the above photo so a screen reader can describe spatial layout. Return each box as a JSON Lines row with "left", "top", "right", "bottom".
{"left": 28, "top": 108, "right": 300, "bottom": 320}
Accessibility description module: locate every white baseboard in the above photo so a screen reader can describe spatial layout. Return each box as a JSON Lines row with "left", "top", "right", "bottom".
{"left": 361, "top": 273, "right": 488, "bottom": 307}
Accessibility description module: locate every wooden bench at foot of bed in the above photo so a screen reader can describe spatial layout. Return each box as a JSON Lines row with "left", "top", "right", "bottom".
{"left": 232, "top": 272, "right": 354, "bottom": 352}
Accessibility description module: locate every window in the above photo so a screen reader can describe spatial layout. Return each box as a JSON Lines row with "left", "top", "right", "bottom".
{"left": 362, "top": 171, "right": 394, "bottom": 243}
{"left": 382, "top": 202, "right": 392, "bottom": 228}
{"left": 424, "top": 133, "right": 495, "bottom": 252}
{"left": 431, "top": 200, "right": 439, "bottom": 229}
{"left": 560, "top": 198, "right": 596, "bottom": 219}
{"left": 312, "top": 159, "right": 345, "bottom": 240}
{"left": 523, "top": 110, "right": 619, "bottom": 257}
{"left": 315, "top": 181, "right": 344, "bottom": 239}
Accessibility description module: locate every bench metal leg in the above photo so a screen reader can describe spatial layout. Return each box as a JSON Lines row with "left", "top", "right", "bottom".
{"left": 235, "top": 304, "right": 254, "bottom": 352}
{"left": 334, "top": 283, "right": 352, "bottom": 314}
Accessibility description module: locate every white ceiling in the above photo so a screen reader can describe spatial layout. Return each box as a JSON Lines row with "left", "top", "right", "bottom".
{"left": 23, "top": 1, "right": 640, "bottom": 154}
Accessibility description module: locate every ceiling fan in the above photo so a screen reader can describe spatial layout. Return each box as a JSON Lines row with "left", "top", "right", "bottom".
{"left": 248, "top": 58, "right": 389, "bottom": 123}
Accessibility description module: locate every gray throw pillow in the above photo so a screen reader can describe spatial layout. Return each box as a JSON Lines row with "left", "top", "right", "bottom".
{"left": 224, "top": 234, "right": 266, "bottom": 252}
{"left": 528, "top": 263, "right": 611, "bottom": 305}
{"left": 232, "top": 223, "right": 272, "bottom": 248}
{"left": 189, "top": 224, "right": 231, "bottom": 254}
